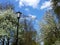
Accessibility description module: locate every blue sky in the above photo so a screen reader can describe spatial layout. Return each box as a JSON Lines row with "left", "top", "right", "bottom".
{"left": 14, "top": 0, "right": 52, "bottom": 20}
{"left": 0, "top": 0, "right": 52, "bottom": 30}
{"left": 0, "top": 0, "right": 52, "bottom": 20}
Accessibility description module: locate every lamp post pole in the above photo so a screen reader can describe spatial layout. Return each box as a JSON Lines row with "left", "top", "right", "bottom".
{"left": 16, "top": 12, "right": 22, "bottom": 45}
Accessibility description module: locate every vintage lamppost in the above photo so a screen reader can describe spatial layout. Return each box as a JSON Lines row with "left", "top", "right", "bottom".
{"left": 16, "top": 12, "right": 22, "bottom": 45}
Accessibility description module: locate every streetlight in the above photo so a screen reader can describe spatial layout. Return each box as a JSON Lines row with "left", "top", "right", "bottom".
{"left": 16, "top": 12, "right": 22, "bottom": 45}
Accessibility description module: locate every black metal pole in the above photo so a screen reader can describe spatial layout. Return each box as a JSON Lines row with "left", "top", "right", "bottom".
{"left": 16, "top": 17, "right": 19, "bottom": 45}
{"left": 16, "top": 12, "right": 22, "bottom": 45}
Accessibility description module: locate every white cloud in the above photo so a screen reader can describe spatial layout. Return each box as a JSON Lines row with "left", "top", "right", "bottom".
{"left": 25, "top": 8, "right": 29, "bottom": 11}
{"left": 20, "top": 14, "right": 36, "bottom": 20}
{"left": 19, "top": 1, "right": 24, "bottom": 7}
{"left": 28, "top": 14, "right": 36, "bottom": 20}
{"left": 40, "top": 1, "right": 52, "bottom": 10}
{"left": 17, "top": 0, "right": 40, "bottom": 9}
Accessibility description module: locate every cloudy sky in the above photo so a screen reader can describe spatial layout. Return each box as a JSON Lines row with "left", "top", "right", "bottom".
{"left": 0, "top": 0, "right": 52, "bottom": 20}
{"left": 15, "top": 0, "right": 52, "bottom": 20}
